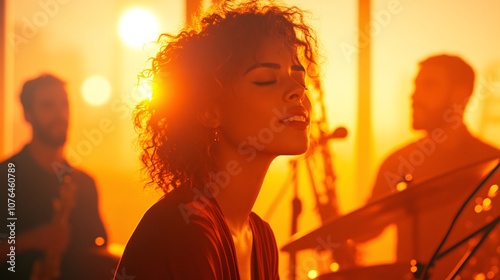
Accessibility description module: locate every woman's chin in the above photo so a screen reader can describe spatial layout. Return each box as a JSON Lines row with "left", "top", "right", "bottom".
{"left": 280, "top": 142, "right": 310, "bottom": 156}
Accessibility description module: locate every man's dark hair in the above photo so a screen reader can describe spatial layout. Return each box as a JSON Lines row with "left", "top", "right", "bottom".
{"left": 420, "top": 54, "right": 475, "bottom": 95}
{"left": 20, "top": 74, "right": 66, "bottom": 111}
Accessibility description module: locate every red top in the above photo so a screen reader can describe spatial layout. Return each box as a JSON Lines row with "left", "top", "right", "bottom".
{"left": 115, "top": 187, "right": 279, "bottom": 280}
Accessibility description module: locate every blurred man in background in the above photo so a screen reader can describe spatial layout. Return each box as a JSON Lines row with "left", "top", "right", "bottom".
{"left": 0, "top": 74, "right": 114, "bottom": 279}
{"left": 371, "top": 54, "right": 500, "bottom": 202}
{"left": 366, "top": 54, "right": 500, "bottom": 272}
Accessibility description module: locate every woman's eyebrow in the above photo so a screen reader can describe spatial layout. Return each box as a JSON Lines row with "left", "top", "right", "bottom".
{"left": 244, "top": 63, "right": 305, "bottom": 74}
{"left": 244, "top": 63, "right": 280, "bottom": 74}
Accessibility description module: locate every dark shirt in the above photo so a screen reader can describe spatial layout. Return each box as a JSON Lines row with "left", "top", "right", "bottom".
{"left": 0, "top": 145, "right": 109, "bottom": 280}
{"left": 369, "top": 131, "right": 500, "bottom": 261}
{"left": 116, "top": 186, "right": 280, "bottom": 280}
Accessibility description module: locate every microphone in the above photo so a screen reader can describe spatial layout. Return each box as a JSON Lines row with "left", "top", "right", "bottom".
{"left": 317, "top": 126, "right": 348, "bottom": 145}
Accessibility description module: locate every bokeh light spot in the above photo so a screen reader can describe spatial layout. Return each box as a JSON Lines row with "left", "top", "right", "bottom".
{"left": 81, "top": 75, "right": 112, "bottom": 106}
{"left": 119, "top": 8, "right": 159, "bottom": 48}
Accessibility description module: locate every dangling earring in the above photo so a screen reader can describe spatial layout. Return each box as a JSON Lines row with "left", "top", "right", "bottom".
{"left": 212, "top": 127, "right": 220, "bottom": 143}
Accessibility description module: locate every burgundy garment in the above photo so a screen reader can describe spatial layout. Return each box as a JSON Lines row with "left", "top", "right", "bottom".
{"left": 115, "top": 187, "right": 279, "bottom": 280}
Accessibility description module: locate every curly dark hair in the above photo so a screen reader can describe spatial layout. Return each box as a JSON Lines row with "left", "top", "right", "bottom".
{"left": 134, "top": 0, "right": 320, "bottom": 193}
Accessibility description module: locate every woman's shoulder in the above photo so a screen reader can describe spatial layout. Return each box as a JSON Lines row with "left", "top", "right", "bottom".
{"left": 249, "top": 212, "right": 280, "bottom": 279}
{"left": 117, "top": 187, "right": 236, "bottom": 279}
{"left": 142, "top": 186, "right": 222, "bottom": 227}
{"left": 129, "top": 186, "right": 229, "bottom": 249}
{"left": 249, "top": 212, "right": 271, "bottom": 229}
{"left": 249, "top": 212, "right": 277, "bottom": 243}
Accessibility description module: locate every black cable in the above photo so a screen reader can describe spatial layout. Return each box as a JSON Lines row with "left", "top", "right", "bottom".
{"left": 446, "top": 217, "right": 499, "bottom": 279}
{"left": 437, "top": 216, "right": 499, "bottom": 260}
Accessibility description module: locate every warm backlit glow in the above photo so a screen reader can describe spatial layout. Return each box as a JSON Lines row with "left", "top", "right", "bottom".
{"left": 119, "top": 8, "right": 159, "bottom": 48}
{"left": 474, "top": 204, "right": 483, "bottom": 213}
{"left": 7, "top": 2, "right": 500, "bottom": 279}
{"left": 307, "top": 269, "right": 318, "bottom": 279}
{"left": 396, "top": 181, "right": 407, "bottom": 192}
{"left": 330, "top": 262, "right": 340, "bottom": 272}
{"left": 132, "top": 78, "right": 153, "bottom": 101}
{"left": 108, "top": 243, "right": 126, "bottom": 258}
{"left": 488, "top": 184, "right": 498, "bottom": 198}
{"left": 474, "top": 273, "right": 486, "bottom": 280}
{"left": 81, "top": 75, "right": 112, "bottom": 106}
{"left": 404, "top": 173, "right": 413, "bottom": 182}
{"left": 95, "top": 236, "right": 105, "bottom": 246}
{"left": 482, "top": 198, "right": 492, "bottom": 211}
{"left": 410, "top": 259, "right": 419, "bottom": 274}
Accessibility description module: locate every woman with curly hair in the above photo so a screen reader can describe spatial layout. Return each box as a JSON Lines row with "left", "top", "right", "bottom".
{"left": 115, "top": 1, "right": 320, "bottom": 279}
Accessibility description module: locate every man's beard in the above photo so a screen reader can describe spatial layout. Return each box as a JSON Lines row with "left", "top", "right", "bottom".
{"left": 32, "top": 120, "right": 68, "bottom": 148}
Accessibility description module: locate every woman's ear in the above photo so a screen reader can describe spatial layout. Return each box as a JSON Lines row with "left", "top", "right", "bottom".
{"left": 198, "top": 103, "right": 221, "bottom": 128}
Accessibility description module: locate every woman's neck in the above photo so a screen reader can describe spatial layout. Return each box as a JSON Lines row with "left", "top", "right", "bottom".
{"left": 212, "top": 147, "right": 274, "bottom": 232}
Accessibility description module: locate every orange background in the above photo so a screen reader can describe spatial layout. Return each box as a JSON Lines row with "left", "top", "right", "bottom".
{"left": 2, "top": 1, "right": 500, "bottom": 279}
